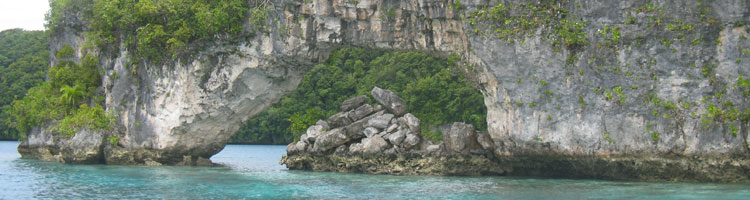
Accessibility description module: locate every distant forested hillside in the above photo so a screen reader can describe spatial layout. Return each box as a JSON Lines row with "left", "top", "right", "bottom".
{"left": 0, "top": 29, "right": 49, "bottom": 140}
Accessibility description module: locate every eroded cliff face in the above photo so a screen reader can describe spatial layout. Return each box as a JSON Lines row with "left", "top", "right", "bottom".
{"left": 100, "top": 0, "right": 468, "bottom": 164}
{"left": 475, "top": 1, "right": 749, "bottom": 158}
{"left": 24, "top": 0, "right": 469, "bottom": 165}
{"left": 24, "top": 0, "right": 749, "bottom": 173}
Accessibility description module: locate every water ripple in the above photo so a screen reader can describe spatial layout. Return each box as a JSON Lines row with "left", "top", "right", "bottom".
{"left": 0, "top": 141, "right": 748, "bottom": 199}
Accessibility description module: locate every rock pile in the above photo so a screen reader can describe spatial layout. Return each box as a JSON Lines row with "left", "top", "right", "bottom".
{"left": 282, "top": 87, "right": 504, "bottom": 175}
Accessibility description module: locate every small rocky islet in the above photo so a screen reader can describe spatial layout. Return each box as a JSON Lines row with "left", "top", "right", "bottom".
{"left": 281, "top": 86, "right": 506, "bottom": 175}
{"left": 7, "top": 0, "right": 749, "bottom": 183}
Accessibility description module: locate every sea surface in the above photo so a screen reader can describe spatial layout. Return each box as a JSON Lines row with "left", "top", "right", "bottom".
{"left": 0, "top": 141, "right": 748, "bottom": 199}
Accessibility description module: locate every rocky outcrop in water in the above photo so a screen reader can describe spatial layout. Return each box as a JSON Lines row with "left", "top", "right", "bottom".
{"left": 18, "top": 126, "right": 105, "bottom": 164}
{"left": 22, "top": 0, "right": 470, "bottom": 165}
{"left": 281, "top": 87, "right": 506, "bottom": 175}
{"left": 282, "top": 88, "right": 750, "bottom": 182}
{"left": 22, "top": 0, "right": 750, "bottom": 181}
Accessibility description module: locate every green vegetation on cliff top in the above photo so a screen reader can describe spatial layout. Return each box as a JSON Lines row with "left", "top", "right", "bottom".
{"left": 230, "top": 48, "right": 487, "bottom": 144}
{"left": 46, "top": 0, "right": 255, "bottom": 63}
{"left": 4, "top": 0, "right": 261, "bottom": 140}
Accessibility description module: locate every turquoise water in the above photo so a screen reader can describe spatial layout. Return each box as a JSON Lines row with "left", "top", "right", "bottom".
{"left": 0, "top": 141, "right": 748, "bottom": 199}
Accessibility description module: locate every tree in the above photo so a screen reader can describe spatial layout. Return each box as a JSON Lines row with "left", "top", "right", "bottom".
{"left": 60, "top": 84, "right": 86, "bottom": 106}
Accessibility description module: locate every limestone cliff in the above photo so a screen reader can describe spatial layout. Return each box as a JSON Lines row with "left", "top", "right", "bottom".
{"left": 21, "top": 0, "right": 750, "bottom": 180}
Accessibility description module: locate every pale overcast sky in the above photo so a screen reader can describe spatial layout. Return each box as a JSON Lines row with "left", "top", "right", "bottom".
{"left": 0, "top": 0, "right": 49, "bottom": 31}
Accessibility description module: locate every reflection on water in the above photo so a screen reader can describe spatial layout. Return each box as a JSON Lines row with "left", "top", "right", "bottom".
{"left": 0, "top": 141, "right": 748, "bottom": 199}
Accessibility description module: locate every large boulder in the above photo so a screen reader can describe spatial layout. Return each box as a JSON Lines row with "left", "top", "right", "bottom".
{"left": 316, "top": 120, "right": 330, "bottom": 130}
{"left": 301, "top": 125, "right": 325, "bottom": 144}
{"left": 327, "top": 112, "right": 352, "bottom": 129}
{"left": 403, "top": 133, "right": 421, "bottom": 149}
{"left": 348, "top": 104, "right": 374, "bottom": 121}
{"left": 386, "top": 130, "right": 407, "bottom": 146}
{"left": 362, "top": 135, "right": 389, "bottom": 154}
{"left": 363, "top": 127, "right": 379, "bottom": 138}
{"left": 341, "top": 95, "right": 368, "bottom": 112}
{"left": 386, "top": 124, "right": 398, "bottom": 133}
{"left": 343, "top": 110, "right": 386, "bottom": 139}
{"left": 313, "top": 128, "right": 350, "bottom": 152}
{"left": 367, "top": 113, "right": 394, "bottom": 129}
{"left": 349, "top": 143, "right": 364, "bottom": 154}
{"left": 402, "top": 113, "right": 420, "bottom": 133}
{"left": 296, "top": 141, "right": 308, "bottom": 152}
{"left": 286, "top": 141, "right": 308, "bottom": 154}
{"left": 371, "top": 87, "right": 406, "bottom": 116}
{"left": 334, "top": 145, "right": 348, "bottom": 154}
{"left": 426, "top": 142, "right": 444, "bottom": 153}
{"left": 476, "top": 131, "right": 495, "bottom": 151}
{"left": 286, "top": 142, "right": 295, "bottom": 153}
{"left": 443, "top": 122, "right": 479, "bottom": 153}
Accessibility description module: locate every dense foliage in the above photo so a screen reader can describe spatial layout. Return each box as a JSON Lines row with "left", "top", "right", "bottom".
{"left": 0, "top": 29, "right": 49, "bottom": 140}
{"left": 8, "top": 45, "right": 113, "bottom": 139}
{"left": 230, "top": 48, "right": 487, "bottom": 144}
{"left": 13, "top": 0, "right": 262, "bottom": 140}
{"left": 46, "top": 0, "right": 256, "bottom": 63}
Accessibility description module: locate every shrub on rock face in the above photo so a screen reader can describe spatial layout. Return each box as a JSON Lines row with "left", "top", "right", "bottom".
{"left": 10, "top": 52, "right": 113, "bottom": 140}
{"left": 288, "top": 107, "right": 327, "bottom": 142}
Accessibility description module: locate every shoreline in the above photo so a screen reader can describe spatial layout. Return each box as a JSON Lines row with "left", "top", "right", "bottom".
{"left": 281, "top": 153, "right": 750, "bottom": 183}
